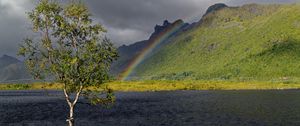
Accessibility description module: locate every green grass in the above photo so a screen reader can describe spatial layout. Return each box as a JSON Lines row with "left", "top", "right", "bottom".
{"left": 2, "top": 80, "right": 300, "bottom": 91}
{"left": 129, "top": 4, "right": 300, "bottom": 81}
{"left": 106, "top": 80, "right": 300, "bottom": 91}
{"left": 1, "top": 84, "right": 32, "bottom": 90}
{"left": 0, "top": 82, "right": 62, "bottom": 90}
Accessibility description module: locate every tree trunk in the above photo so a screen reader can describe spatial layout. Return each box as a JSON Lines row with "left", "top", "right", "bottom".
{"left": 64, "top": 86, "right": 83, "bottom": 126}
{"left": 67, "top": 105, "right": 75, "bottom": 126}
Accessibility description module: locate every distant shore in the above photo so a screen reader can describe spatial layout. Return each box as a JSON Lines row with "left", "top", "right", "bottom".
{"left": 1, "top": 80, "right": 300, "bottom": 91}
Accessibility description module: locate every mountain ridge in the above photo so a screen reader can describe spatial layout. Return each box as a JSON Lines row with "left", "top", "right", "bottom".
{"left": 111, "top": 3, "right": 233, "bottom": 77}
{"left": 0, "top": 54, "right": 20, "bottom": 69}
{"left": 2, "top": 3, "right": 299, "bottom": 82}
{"left": 111, "top": 19, "right": 189, "bottom": 75}
{"left": 117, "top": 3, "right": 300, "bottom": 81}
{"left": 0, "top": 55, "right": 30, "bottom": 82}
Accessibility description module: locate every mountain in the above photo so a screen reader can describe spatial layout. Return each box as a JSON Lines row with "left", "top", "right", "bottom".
{"left": 114, "top": 3, "right": 300, "bottom": 81}
{"left": 203, "top": 3, "right": 228, "bottom": 17}
{"left": 111, "top": 19, "right": 189, "bottom": 75}
{"left": 0, "top": 55, "right": 20, "bottom": 69}
{"left": 0, "top": 55, "right": 30, "bottom": 82}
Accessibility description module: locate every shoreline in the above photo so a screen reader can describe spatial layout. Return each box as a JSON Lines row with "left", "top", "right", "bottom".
{"left": 1, "top": 80, "right": 300, "bottom": 91}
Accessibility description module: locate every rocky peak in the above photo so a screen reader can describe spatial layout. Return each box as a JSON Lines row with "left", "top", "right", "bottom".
{"left": 204, "top": 3, "right": 228, "bottom": 16}
{"left": 154, "top": 20, "right": 171, "bottom": 34}
{"left": 173, "top": 19, "right": 184, "bottom": 25}
{"left": 1, "top": 54, "right": 9, "bottom": 58}
{"left": 0, "top": 55, "right": 19, "bottom": 61}
{"left": 152, "top": 19, "right": 186, "bottom": 39}
{"left": 163, "top": 20, "right": 171, "bottom": 26}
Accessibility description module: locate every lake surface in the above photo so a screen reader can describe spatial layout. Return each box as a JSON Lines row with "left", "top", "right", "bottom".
{"left": 1, "top": 90, "right": 300, "bottom": 126}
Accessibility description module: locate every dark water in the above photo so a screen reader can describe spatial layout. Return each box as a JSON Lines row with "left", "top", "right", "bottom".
{"left": 1, "top": 90, "right": 300, "bottom": 126}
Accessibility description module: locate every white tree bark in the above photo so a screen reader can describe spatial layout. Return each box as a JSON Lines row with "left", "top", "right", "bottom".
{"left": 64, "top": 85, "right": 83, "bottom": 126}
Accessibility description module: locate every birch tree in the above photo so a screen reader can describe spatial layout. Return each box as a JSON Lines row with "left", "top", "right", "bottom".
{"left": 18, "top": 0, "right": 118, "bottom": 125}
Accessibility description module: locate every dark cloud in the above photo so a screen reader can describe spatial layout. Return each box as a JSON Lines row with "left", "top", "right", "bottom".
{"left": 227, "top": 0, "right": 298, "bottom": 5}
{"left": 0, "top": 0, "right": 298, "bottom": 56}
{"left": 0, "top": 0, "right": 33, "bottom": 57}
{"left": 86, "top": 0, "right": 224, "bottom": 46}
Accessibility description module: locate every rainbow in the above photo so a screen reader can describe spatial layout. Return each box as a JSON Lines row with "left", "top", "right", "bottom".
{"left": 119, "top": 20, "right": 185, "bottom": 81}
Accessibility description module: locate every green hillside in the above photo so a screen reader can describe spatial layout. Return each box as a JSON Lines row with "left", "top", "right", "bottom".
{"left": 132, "top": 4, "right": 300, "bottom": 81}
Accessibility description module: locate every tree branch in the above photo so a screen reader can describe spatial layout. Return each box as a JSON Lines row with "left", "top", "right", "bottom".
{"left": 72, "top": 85, "right": 83, "bottom": 106}
{"left": 63, "top": 86, "right": 72, "bottom": 107}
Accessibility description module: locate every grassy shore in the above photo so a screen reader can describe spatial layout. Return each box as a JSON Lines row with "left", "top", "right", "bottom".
{"left": 1, "top": 80, "right": 300, "bottom": 91}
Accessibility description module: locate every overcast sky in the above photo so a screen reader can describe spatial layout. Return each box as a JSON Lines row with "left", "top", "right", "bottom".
{"left": 0, "top": 0, "right": 299, "bottom": 56}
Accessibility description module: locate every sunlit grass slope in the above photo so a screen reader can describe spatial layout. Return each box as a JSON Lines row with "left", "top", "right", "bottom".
{"left": 133, "top": 4, "right": 300, "bottom": 81}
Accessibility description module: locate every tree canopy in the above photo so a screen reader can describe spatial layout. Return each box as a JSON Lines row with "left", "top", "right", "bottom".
{"left": 19, "top": 0, "right": 118, "bottom": 125}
